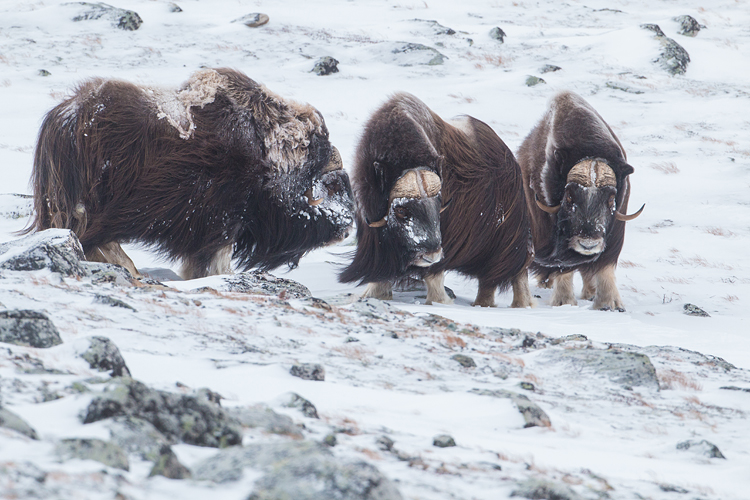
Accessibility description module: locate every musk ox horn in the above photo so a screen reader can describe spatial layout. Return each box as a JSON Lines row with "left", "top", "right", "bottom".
{"left": 567, "top": 159, "right": 616, "bottom": 188}
{"left": 368, "top": 168, "right": 442, "bottom": 228}
{"left": 305, "top": 187, "right": 324, "bottom": 206}
{"left": 322, "top": 146, "right": 343, "bottom": 173}
{"left": 535, "top": 194, "right": 561, "bottom": 214}
{"left": 366, "top": 216, "right": 387, "bottom": 228}
{"left": 615, "top": 203, "right": 645, "bottom": 222}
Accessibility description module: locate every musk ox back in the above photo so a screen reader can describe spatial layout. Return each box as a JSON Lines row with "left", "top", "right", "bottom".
{"left": 340, "top": 93, "right": 533, "bottom": 308}
{"left": 28, "top": 68, "right": 354, "bottom": 279}
{"left": 516, "top": 91, "right": 644, "bottom": 311}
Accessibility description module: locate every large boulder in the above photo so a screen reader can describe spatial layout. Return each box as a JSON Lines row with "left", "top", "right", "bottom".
{"left": 64, "top": 2, "right": 143, "bottom": 31}
{"left": 641, "top": 24, "right": 690, "bottom": 75}
{"left": 0, "top": 229, "right": 86, "bottom": 277}
{"left": 0, "top": 310, "right": 62, "bottom": 348}
{"left": 80, "top": 336, "right": 131, "bottom": 377}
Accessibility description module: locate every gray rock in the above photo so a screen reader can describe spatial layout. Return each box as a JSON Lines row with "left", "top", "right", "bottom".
{"left": 525, "top": 76, "right": 546, "bottom": 87}
{"left": 81, "top": 336, "right": 131, "bottom": 377}
{"left": 65, "top": 2, "right": 143, "bottom": 31}
{"left": 0, "top": 229, "right": 86, "bottom": 277}
{"left": 149, "top": 445, "right": 191, "bottom": 479}
{"left": 641, "top": 24, "right": 690, "bottom": 75}
{"left": 683, "top": 303, "right": 710, "bottom": 317}
{"left": 193, "top": 441, "right": 403, "bottom": 499}
{"left": 540, "top": 64, "right": 561, "bottom": 73}
{"left": 549, "top": 334, "right": 587, "bottom": 345}
{"left": 433, "top": 434, "right": 456, "bottom": 448}
{"left": 83, "top": 378, "right": 242, "bottom": 448}
{"left": 141, "top": 267, "right": 183, "bottom": 281}
{"left": 323, "top": 433, "right": 337, "bottom": 447}
{"left": 348, "top": 298, "right": 403, "bottom": 322}
{"left": 547, "top": 348, "right": 660, "bottom": 390}
{"left": 290, "top": 363, "right": 325, "bottom": 381}
{"left": 228, "top": 404, "right": 303, "bottom": 438}
{"left": 280, "top": 392, "right": 319, "bottom": 419}
{"left": 312, "top": 56, "right": 340, "bottom": 76}
{"left": 511, "top": 478, "right": 583, "bottom": 500}
{"left": 84, "top": 261, "right": 136, "bottom": 286}
{"left": 489, "top": 27, "right": 506, "bottom": 42}
{"left": 720, "top": 385, "right": 750, "bottom": 393}
{"left": 519, "top": 382, "right": 535, "bottom": 392}
{"left": 0, "top": 407, "right": 39, "bottom": 439}
{"left": 376, "top": 435, "right": 394, "bottom": 452}
{"left": 0, "top": 461, "right": 47, "bottom": 497}
{"left": 55, "top": 438, "right": 129, "bottom": 470}
{"left": 451, "top": 354, "right": 476, "bottom": 368}
{"left": 677, "top": 439, "right": 725, "bottom": 459}
{"left": 0, "top": 310, "right": 63, "bottom": 348}
{"left": 470, "top": 389, "right": 552, "bottom": 428}
{"left": 221, "top": 270, "right": 311, "bottom": 299}
{"left": 38, "top": 69, "right": 51, "bottom": 77}
{"left": 606, "top": 81, "right": 645, "bottom": 94}
{"left": 391, "top": 42, "right": 447, "bottom": 66}
{"left": 413, "top": 19, "right": 456, "bottom": 35}
{"left": 94, "top": 294, "right": 136, "bottom": 311}
{"left": 233, "top": 12, "right": 269, "bottom": 28}
{"left": 107, "top": 416, "right": 171, "bottom": 461}
{"left": 674, "top": 15, "right": 704, "bottom": 37}
{"left": 168, "top": 2, "right": 182, "bottom": 13}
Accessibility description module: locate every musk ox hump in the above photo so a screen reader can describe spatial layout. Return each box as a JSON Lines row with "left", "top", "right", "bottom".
{"left": 566, "top": 159, "right": 616, "bottom": 188}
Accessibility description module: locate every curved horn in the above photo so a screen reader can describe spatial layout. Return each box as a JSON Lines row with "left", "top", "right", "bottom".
{"left": 535, "top": 194, "right": 561, "bottom": 215}
{"left": 440, "top": 197, "right": 453, "bottom": 214}
{"left": 322, "top": 146, "right": 343, "bottom": 173}
{"left": 615, "top": 203, "right": 645, "bottom": 222}
{"left": 366, "top": 216, "right": 387, "bottom": 228}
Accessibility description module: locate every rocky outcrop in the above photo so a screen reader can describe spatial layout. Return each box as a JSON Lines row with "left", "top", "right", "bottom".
{"left": 55, "top": 438, "right": 130, "bottom": 470}
{"left": 64, "top": 2, "right": 143, "bottom": 31}
{"left": 0, "top": 407, "right": 39, "bottom": 439}
{"left": 0, "top": 229, "right": 86, "bottom": 277}
{"left": 0, "top": 310, "right": 62, "bottom": 348}
{"left": 222, "top": 270, "right": 312, "bottom": 298}
{"left": 641, "top": 24, "right": 690, "bottom": 75}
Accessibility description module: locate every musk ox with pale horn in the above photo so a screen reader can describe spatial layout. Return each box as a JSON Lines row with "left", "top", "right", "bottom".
{"left": 27, "top": 68, "right": 354, "bottom": 279}
{"left": 339, "top": 93, "right": 534, "bottom": 308}
{"left": 516, "top": 91, "right": 644, "bottom": 311}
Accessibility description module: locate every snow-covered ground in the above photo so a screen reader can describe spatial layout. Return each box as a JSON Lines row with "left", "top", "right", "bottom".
{"left": 1, "top": 0, "right": 749, "bottom": 499}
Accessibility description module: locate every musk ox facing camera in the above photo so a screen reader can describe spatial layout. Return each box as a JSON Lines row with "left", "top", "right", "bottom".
{"left": 340, "top": 93, "right": 534, "bottom": 308}
{"left": 28, "top": 68, "right": 354, "bottom": 279}
{"left": 517, "top": 91, "right": 644, "bottom": 311}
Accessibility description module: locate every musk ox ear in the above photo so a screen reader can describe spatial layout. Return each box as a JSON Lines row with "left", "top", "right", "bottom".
{"left": 619, "top": 162, "right": 635, "bottom": 177}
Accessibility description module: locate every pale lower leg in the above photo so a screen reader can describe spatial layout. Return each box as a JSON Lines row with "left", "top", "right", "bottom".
{"left": 85, "top": 242, "right": 140, "bottom": 278}
{"left": 362, "top": 281, "right": 393, "bottom": 300}
{"left": 550, "top": 271, "right": 577, "bottom": 306}
{"left": 510, "top": 271, "right": 534, "bottom": 308}
{"left": 593, "top": 264, "right": 624, "bottom": 311}
{"left": 425, "top": 272, "right": 453, "bottom": 305}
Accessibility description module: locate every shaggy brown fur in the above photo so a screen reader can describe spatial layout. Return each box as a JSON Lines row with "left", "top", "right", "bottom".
{"left": 27, "top": 68, "right": 353, "bottom": 278}
{"left": 516, "top": 91, "right": 638, "bottom": 310}
{"left": 340, "top": 93, "right": 533, "bottom": 307}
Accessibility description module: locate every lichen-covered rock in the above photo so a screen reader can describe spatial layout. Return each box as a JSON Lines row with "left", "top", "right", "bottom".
{"left": 677, "top": 439, "right": 726, "bottom": 459}
{"left": 80, "top": 336, "right": 131, "bottom": 377}
{"left": 540, "top": 64, "right": 561, "bottom": 73}
{"left": 0, "top": 229, "right": 86, "bottom": 277}
{"left": 525, "top": 75, "right": 545, "bottom": 87}
{"left": 84, "top": 261, "right": 136, "bottom": 286}
{"left": 673, "top": 15, "right": 704, "bottom": 37}
{"left": 193, "top": 441, "right": 403, "bottom": 499}
{"left": 470, "top": 389, "right": 552, "bottom": 428}
{"left": 312, "top": 56, "right": 340, "bottom": 76}
{"left": 83, "top": 378, "right": 242, "bottom": 448}
{"left": 221, "top": 270, "right": 311, "bottom": 299}
{"left": 0, "top": 310, "right": 62, "bottom": 348}
{"left": 290, "top": 363, "right": 325, "bottom": 381}
{"left": 452, "top": 354, "right": 476, "bottom": 368}
{"left": 489, "top": 26, "right": 506, "bottom": 42}
{"left": 641, "top": 24, "right": 690, "bottom": 75}
{"left": 0, "top": 407, "right": 39, "bottom": 439}
{"left": 433, "top": 434, "right": 456, "bottom": 448}
{"left": 390, "top": 42, "right": 447, "bottom": 66}
{"left": 94, "top": 294, "right": 137, "bottom": 312}
{"left": 683, "top": 303, "right": 710, "bottom": 317}
{"left": 279, "top": 392, "right": 319, "bottom": 419}
{"left": 413, "top": 19, "right": 456, "bottom": 36}
{"left": 55, "top": 438, "right": 130, "bottom": 470}
{"left": 232, "top": 12, "right": 269, "bottom": 28}
{"left": 545, "top": 348, "right": 660, "bottom": 390}
{"left": 228, "top": 404, "right": 303, "bottom": 438}
{"left": 149, "top": 445, "right": 192, "bottom": 479}
{"left": 511, "top": 478, "right": 584, "bottom": 500}
{"left": 107, "top": 416, "right": 171, "bottom": 461}
{"left": 65, "top": 2, "right": 143, "bottom": 31}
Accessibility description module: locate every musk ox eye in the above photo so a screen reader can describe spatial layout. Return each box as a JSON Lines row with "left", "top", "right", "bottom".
{"left": 565, "top": 193, "right": 574, "bottom": 205}
{"left": 394, "top": 206, "right": 409, "bottom": 220}
{"left": 608, "top": 194, "right": 616, "bottom": 208}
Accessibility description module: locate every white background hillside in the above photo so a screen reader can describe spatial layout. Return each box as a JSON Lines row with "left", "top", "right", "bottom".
{"left": 1, "top": 1, "right": 750, "bottom": 499}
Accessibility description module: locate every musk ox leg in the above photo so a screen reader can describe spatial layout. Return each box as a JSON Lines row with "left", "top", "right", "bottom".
{"left": 536, "top": 276, "right": 554, "bottom": 289}
{"left": 180, "top": 245, "right": 233, "bottom": 280}
{"left": 472, "top": 281, "right": 496, "bottom": 308}
{"left": 85, "top": 242, "right": 141, "bottom": 278}
{"left": 550, "top": 271, "right": 577, "bottom": 307}
{"left": 580, "top": 272, "right": 597, "bottom": 301}
{"left": 591, "top": 264, "right": 625, "bottom": 312}
{"left": 425, "top": 272, "right": 453, "bottom": 305}
{"left": 510, "top": 271, "right": 534, "bottom": 308}
{"left": 362, "top": 281, "right": 393, "bottom": 300}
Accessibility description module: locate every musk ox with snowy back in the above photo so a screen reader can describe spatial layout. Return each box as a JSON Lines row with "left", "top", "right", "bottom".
{"left": 339, "top": 93, "right": 534, "bottom": 308}
{"left": 516, "top": 91, "right": 644, "bottom": 311}
{"left": 28, "top": 68, "right": 354, "bottom": 279}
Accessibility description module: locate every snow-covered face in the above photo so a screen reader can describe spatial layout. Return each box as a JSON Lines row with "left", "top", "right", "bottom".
{"left": 385, "top": 196, "right": 443, "bottom": 269}
{"left": 559, "top": 182, "right": 617, "bottom": 256}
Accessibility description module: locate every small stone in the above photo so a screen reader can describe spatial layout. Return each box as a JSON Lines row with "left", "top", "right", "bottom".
{"left": 521, "top": 336, "right": 536, "bottom": 348}
{"left": 168, "top": 2, "right": 182, "bottom": 13}
{"left": 376, "top": 435, "right": 394, "bottom": 452}
{"left": 519, "top": 382, "right": 535, "bottom": 392}
{"left": 290, "top": 363, "right": 325, "bottom": 381}
{"left": 720, "top": 386, "right": 750, "bottom": 393}
{"left": 233, "top": 12, "right": 269, "bottom": 28}
{"left": 228, "top": 404, "right": 303, "bottom": 438}
{"left": 280, "top": 392, "right": 319, "bottom": 419}
{"left": 525, "top": 76, "right": 545, "bottom": 87}
{"left": 56, "top": 438, "right": 130, "bottom": 471}
{"left": 0, "top": 310, "right": 62, "bottom": 349}
{"left": 38, "top": 69, "right": 51, "bottom": 77}
{"left": 391, "top": 42, "right": 447, "bottom": 66}
{"left": 68, "top": 3, "right": 143, "bottom": 31}
{"left": 470, "top": 389, "right": 552, "bottom": 428}
{"left": 433, "top": 434, "right": 456, "bottom": 448}
{"left": 94, "top": 294, "right": 136, "bottom": 312}
{"left": 606, "top": 81, "right": 645, "bottom": 94}
{"left": 451, "top": 354, "right": 476, "bottom": 368}
{"left": 413, "top": 19, "right": 455, "bottom": 36}
{"left": 683, "top": 303, "right": 710, "bottom": 317}
{"left": 489, "top": 27, "right": 506, "bottom": 43}
{"left": 673, "top": 15, "right": 704, "bottom": 37}
{"left": 676, "top": 439, "right": 725, "bottom": 459}
{"left": 550, "top": 334, "right": 587, "bottom": 345}
{"left": 540, "top": 64, "right": 561, "bottom": 73}
{"left": 222, "top": 270, "right": 311, "bottom": 299}
{"left": 80, "top": 336, "right": 131, "bottom": 377}
{"left": 323, "top": 433, "right": 337, "bottom": 447}
{"left": 0, "top": 407, "right": 39, "bottom": 439}
{"left": 149, "top": 445, "right": 191, "bottom": 479}
{"left": 511, "top": 478, "right": 583, "bottom": 500}
{"left": 345, "top": 336, "right": 360, "bottom": 343}
{"left": 311, "top": 56, "right": 339, "bottom": 76}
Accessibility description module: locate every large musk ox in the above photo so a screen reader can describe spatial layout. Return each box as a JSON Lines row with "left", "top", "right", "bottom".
{"left": 516, "top": 91, "right": 644, "bottom": 311}
{"left": 339, "top": 93, "right": 533, "bottom": 308}
{"left": 28, "top": 68, "right": 353, "bottom": 279}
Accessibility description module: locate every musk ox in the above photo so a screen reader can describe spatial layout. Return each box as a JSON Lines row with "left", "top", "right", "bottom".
{"left": 339, "top": 93, "right": 534, "bottom": 308}
{"left": 27, "top": 68, "right": 354, "bottom": 279}
{"left": 516, "top": 91, "right": 644, "bottom": 311}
